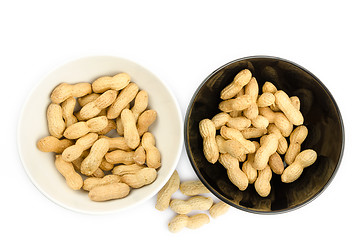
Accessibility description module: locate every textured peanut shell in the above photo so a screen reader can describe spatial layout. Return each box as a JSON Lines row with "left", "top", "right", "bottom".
{"left": 133, "top": 146, "right": 146, "bottom": 165}
{"left": 267, "top": 124, "right": 288, "bottom": 155}
{"left": 240, "top": 127, "right": 267, "bottom": 139}
{"left": 209, "top": 201, "right": 230, "bottom": 218}
{"left": 243, "top": 77, "right": 259, "bottom": 119}
{"left": 61, "top": 97, "right": 78, "bottom": 127}
{"left": 37, "top": 136, "right": 73, "bottom": 153}
{"left": 105, "top": 150, "right": 135, "bottom": 165}
{"left": 285, "top": 126, "right": 308, "bottom": 164}
{"left": 121, "top": 109, "right": 140, "bottom": 149}
{"left": 141, "top": 132, "right": 161, "bottom": 169}
{"left": 112, "top": 164, "right": 145, "bottom": 176}
{"left": 137, "top": 110, "right": 157, "bottom": 136}
{"left": 62, "top": 133, "right": 98, "bottom": 162}
{"left": 262, "top": 82, "right": 277, "bottom": 93}
{"left": 179, "top": 180, "right": 210, "bottom": 196}
{"left": 80, "top": 138, "right": 109, "bottom": 176}
{"left": 97, "top": 119, "right": 116, "bottom": 135}
{"left": 121, "top": 167, "right": 157, "bottom": 188}
{"left": 219, "top": 153, "right": 248, "bottom": 191}
{"left": 226, "top": 116, "right": 251, "bottom": 131}
{"left": 63, "top": 116, "right": 108, "bottom": 139}
{"left": 55, "top": 155, "right": 83, "bottom": 190}
{"left": 170, "top": 196, "right": 213, "bottom": 214}
{"left": 99, "top": 136, "right": 131, "bottom": 151}
{"left": 51, "top": 82, "right": 92, "bottom": 104}
{"left": 199, "top": 119, "right": 219, "bottom": 164}
{"left": 47, "top": 103, "right": 66, "bottom": 138}
{"left": 211, "top": 112, "right": 231, "bottom": 130}
{"left": 168, "top": 214, "right": 210, "bottom": 233}
{"left": 275, "top": 90, "right": 304, "bottom": 126}
{"left": 269, "top": 152, "right": 284, "bottom": 175}
{"left": 107, "top": 82, "right": 139, "bottom": 119}
{"left": 253, "top": 134, "right": 278, "bottom": 170}
{"left": 281, "top": 149, "right": 317, "bottom": 183}
{"left": 92, "top": 72, "right": 130, "bottom": 93}
{"left": 79, "top": 90, "right": 117, "bottom": 120}
{"left": 220, "top": 126, "right": 255, "bottom": 153}
{"left": 257, "top": 92, "right": 275, "bottom": 108}
{"left": 218, "top": 95, "right": 252, "bottom": 112}
{"left": 131, "top": 90, "right": 148, "bottom": 121}
{"left": 83, "top": 174, "right": 122, "bottom": 191}
{"left": 99, "top": 159, "right": 114, "bottom": 171}
{"left": 254, "top": 165, "right": 272, "bottom": 197}
{"left": 220, "top": 69, "right": 252, "bottom": 100}
{"left": 71, "top": 151, "right": 105, "bottom": 178}
{"left": 88, "top": 182, "right": 130, "bottom": 202}
{"left": 251, "top": 115, "right": 269, "bottom": 129}
{"left": 155, "top": 170, "right": 180, "bottom": 211}
{"left": 78, "top": 93, "right": 100, "bottom": 107}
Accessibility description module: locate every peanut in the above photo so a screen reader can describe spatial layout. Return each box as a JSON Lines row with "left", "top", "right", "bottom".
{"left": 274, "top": 90, "right": 304, "bottom": 126}
{"left": 107, "top": 82, "right": 139, "bottom": 119}
{"left": 220, "top": 69, "right": 252, "bottom": 100}
{"left": 240, "top": 127, "right": 267, "bottom": 139}
{"left": 259, "top": 107, "right": 293, "bottom": 137}
{"left": 243, "top": 77, "right": 259, "bottom": 119}
{"left": 220, "top": 126, "right": 255, "bottom": 153}
{"left": 251, "top": 115, "right": 269, "bottom": 129}
{"left": 257, "top": 92, "right": 275, "bottom": 108}
{"left": 99, "top": 136, "right": 131, "bottom": 151}
{"left": 170, "top": 196, "right": 213, "bottom": 214}
{"left": 72, "top": 151, "right": 105, "bottom": 178}
{"left": 168, "top": 214, "right": 210, "bottom": 233}
{"left": 54, "top": 155, "right": 83, "bottom": 190}
{"left": 133, "top": 146, "right": 146, "bottom": 165}
{"left": 179, "top": 180, "right": 210, "bottom": 196}
{"left": 219, "top": 153, "right": 248, "bottom": 191}
{"left": 78, "top": 93, "right": 100, "bottom": 107}
{"left": 290, "top": 96, "right": 300, "bottom": 110}
{"left": 209, "top": 201, "right": 230, "bottom": 218}
{"left": 226, "top": 116, "right": 251, "bottom": 131}
{"left": 62, "top": 133, "right": 98, "bottom": 162}
{"left": 254, "top": 165, "right": 272, "bottom": 197}
{"left": 211, "top": 112, "right": 231, "bottom": 130}
{"left": 79, "top": 90, "right": 117, "bottom": 120}
{"left": 47, "top": 103, "right": 66, "bottom": 138}
{"left": 61, "top": 97, "right": 78, "bottom": 127}
{"left": 268, "top": 152, "right": 284, "bottom": 175}
{"left": 242, "top": 141, "right": 260, "bottom": 184}
{"left": 218, "top": 95, "right": 252, "bottom": 112}
{"left": 105, "top": 150, "right": 135, "bottom": 165}
{"left": 99, "top": 159, "right": 114, "bottom": 171}
{"left": 199, "top": 119, "right": 219, "bottom": 164}
{"left": 92, "top": 72, "right": 130, "bottom": 93}
{"left": 121, "top": 167, "right": 157, "bottom": 188}
{"left": 83, "top": 174, "right": 122, "bottom": 191}
{"left": 262, "top": 81, "right": 277, "bottom": 93}
{"left": 80, "top": 138, "right": 109, "bottom": 176}
{"left": 131, "top": 90, "right": 148, "bottom": 121}
{"left": 155, "top": 170, "right": 180, "bottom": 211}
{"left": 285, "top": 125, "right": 308, "bottom": 165}
{"left": 50, "top": 82, "right": 92, "bottom": 104}
{"left": 253, "top": 134, "right": 278, "bottom": 170}
{"left": 121, "top": 109, "right": 140, "bottom": 149}
{"left": 267, "top": 123, "right": 288, "bottom": 155}
{"left": 37, "top": 136, "right": 73, "bottom": 153}
{"left": 137, "top": 110, "right": 157, "bottom": 136}
{"left": 88, "top": 182, "right": 130, "bottom": 202}
{"left": 112, "top": 164, "right": 145, "bottom": 176}
{"left": 216, "top": 136, "right": 247, "bottom": 160}
{"left": 114, "top": 103, "right": 130, "bottom": 136}
{"left": 141, "top": 132, "right": 161, "bottom": 169}
{"left": 63, "top": 116, "right": 108, "bottom": 139}
{"left": 97, "top": 119, "right": 116, "bottom": 135}
{"left": 281, "top": 149, "right": 317, "bottom": 183}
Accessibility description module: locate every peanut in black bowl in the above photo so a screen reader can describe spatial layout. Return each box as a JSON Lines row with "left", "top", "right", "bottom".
{"left": 184, "top": 56, "right": 344, "bottom": 214}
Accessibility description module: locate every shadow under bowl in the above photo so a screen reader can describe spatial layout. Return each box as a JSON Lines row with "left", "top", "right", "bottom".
{"left": 184, "top": 56, "right": 344, "bottom": 214}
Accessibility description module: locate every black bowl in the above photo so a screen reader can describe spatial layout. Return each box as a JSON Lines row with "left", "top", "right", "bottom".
{"left": 184, "top": 56, "right": 344, "bottom": 214}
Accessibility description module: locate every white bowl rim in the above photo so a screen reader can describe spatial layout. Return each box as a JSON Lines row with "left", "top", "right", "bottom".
{"left": 17, "top": 55, "right": 184, "bottom": 214}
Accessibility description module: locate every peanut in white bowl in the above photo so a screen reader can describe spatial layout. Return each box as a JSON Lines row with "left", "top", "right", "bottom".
{"left": 17, "top": 56, "right": 183, "bottom": 214}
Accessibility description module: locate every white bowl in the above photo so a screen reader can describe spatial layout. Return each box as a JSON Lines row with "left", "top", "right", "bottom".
{"left": 17, "top": 56, "right": 183, "bottom": 214}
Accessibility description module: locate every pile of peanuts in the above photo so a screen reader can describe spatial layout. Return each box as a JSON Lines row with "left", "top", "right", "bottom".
{"left": 199, "top": 69, "right": 317, "bottom": 197}
{"left": 155, "top": 171, "right": 230, "bottom": 233}
{"left": 37, "top": 73, "right": 160, "bottom": 201}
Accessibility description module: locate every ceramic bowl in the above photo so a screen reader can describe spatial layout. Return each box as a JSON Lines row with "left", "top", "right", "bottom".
{"left": 18, "top": 56, "right": 183, "bottom": 214}
{"left": 185, "top": 56, "right": 344, "bottom": 213}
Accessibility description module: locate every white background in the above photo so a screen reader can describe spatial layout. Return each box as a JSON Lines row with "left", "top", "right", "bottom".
{"left": 1, "top": 0, "right": 358, "bottom": 239}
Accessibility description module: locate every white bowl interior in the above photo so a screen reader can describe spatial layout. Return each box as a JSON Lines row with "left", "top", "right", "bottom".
{"left": 18, "top": 56, "right": 183, "bottom": 214}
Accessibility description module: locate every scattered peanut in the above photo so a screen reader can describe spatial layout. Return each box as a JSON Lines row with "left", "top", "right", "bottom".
{"left": 156, "top": 170, "right": 180, "bottom": 211}
{"left": 168, "top": 214, "right": 210, "bottom": 233}
{"left": 180, "top": 180, "right": 210, "bottom": 196}
{"left": 209, "top": 201, "right": 230, "bottom": 218}
{"left": 170, "top": 196, "right": 213, "bottom": 214}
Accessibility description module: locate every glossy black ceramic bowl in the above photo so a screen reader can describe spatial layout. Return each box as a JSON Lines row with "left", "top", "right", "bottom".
{"left": 184, "top": 56, "right": 344, "bottom": 214}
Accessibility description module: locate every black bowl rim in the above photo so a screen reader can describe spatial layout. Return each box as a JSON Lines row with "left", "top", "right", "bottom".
{"left": 184, "top": 55, "right": 345, "bottom": 214}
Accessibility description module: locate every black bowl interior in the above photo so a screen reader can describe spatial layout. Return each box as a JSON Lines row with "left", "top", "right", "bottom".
{"left": 185, "top": 56, "right": 344, "bottom": 213}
